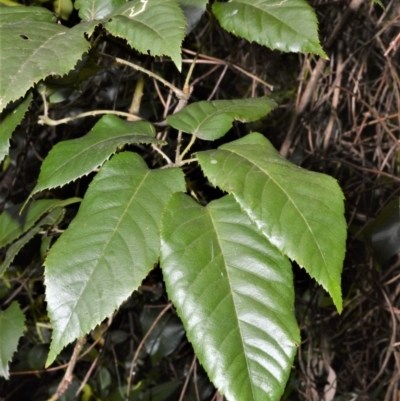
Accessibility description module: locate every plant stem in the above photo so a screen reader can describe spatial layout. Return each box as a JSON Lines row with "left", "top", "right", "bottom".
{"left": 128, "top": 75, "right": 145, "bottom": 120}
{"left": 39, "top": 110, "right": 142, "bottom": 126}
{"left": 99, "top": 52, "right": 189, "bottom": 100}
{"left": 179, "top": 133, "right": 197, "bottom": 162}
{"left": 152, "top": 144, "right": 174, "bottom": 165}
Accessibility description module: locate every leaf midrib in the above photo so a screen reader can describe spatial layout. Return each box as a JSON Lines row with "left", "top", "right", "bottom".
{"left": 225, "top": 148, "right": 329, "bottom": 273}
{"left": 53, "top": 169, "right": 151, "bottom": 343}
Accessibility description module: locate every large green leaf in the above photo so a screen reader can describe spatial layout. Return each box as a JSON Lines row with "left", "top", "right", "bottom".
{"left": 105, "top": 0, "right": 186, "bottom": 71}
{"left": 0, "top": 199, "right": 77, "bottom": 248}
{"left": 0, "top": 6, "right": 57, "bottom": 25}
{"left": 0, "top": 18, "right": 97, "bottom": 112}
{"left": 30, "top": 115, "right": 160, "bottom": 197}
{"left": 44, "top": 152, "right": 185, "bottom": 366}
{"left": 0, "top": 302, "right": 25, "bottom": 379}
{"left": 75, "top": 0, "right": 125, "bottom": 21}
{"left": 196, "top": 133, "right": 346, "bottom": 312}
{"left": 161, "top": 194, "right": 299, "bottom": 401}
{"left": 167, "top": 97, "right": 277, "bottom": 141}
{"left": 0, "top": 93, "right": 32, "bottom": 163}
{"left": 212, "top": 0, "right": 326, "bottom": 58}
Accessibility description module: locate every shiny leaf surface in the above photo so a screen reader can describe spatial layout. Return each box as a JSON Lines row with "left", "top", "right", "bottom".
{"left": 161, "top": 194, "right": 299, "bottom": 401}
{"left": 167, "top": 97, "right": 277, "bottom": 140}
{"left": 212, "top": 0, "right": 326, "bottom": 58}
{"left": 75, "top": 0, "right": 125, "bottom": 20}
{"left": 45, "top": 153, "right": 185, "bottom": 366}
{"left": 197, "top": 133, "right": 346, "bottom": 311}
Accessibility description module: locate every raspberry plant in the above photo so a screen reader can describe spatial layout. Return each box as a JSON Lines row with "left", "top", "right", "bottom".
{"left": 0, "top": 1, "right": 346, "bottom": 400}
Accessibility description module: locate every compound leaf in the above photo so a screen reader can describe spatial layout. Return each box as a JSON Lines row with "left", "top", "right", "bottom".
{"left": 0, "top": 302, "right": 25, "bottom": 379}
{"left": 0, "top": 93, "right": 32, "bottom": 163}
{"left": 196, "top": 133, "right": 346, "bottom": 312}
{"left": 105, "top": 0, "right": 186, "bottom": 71}
{"left": 45, "top": 152, "right": 185, "bottom": 366}
{"left": 167, "top": 97, "right": 277, "bottom": 140}
{"left": 161, "top": 194, "right": 299, "bottom": 401}
{"left": 75, "top": 0, "right": 125, "bottom": 21}
{"left": 31, "top": 115, "right": 159, "bottom": 196}
{"left": 0, "top": 17, "right": 97, "bottom": 112}
{"left": 212, "top": 0, "right": 326, "bottom": 58}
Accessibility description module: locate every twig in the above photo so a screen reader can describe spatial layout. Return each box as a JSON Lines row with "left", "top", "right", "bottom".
{"left": 125, "top": 303, "right": 172, "bottom": 400}
{"left": 100, "top": 53, "right": 189, "bottom": 100}
{"left": 39, "top": 110, "right": 142, "bottom": 126}
{"left": 47, "top": 337, "right": 86, "bottom": 401}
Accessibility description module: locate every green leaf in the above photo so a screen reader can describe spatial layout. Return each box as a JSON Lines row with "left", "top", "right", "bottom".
{"left": 167, "top": 97, "right": 277, "bottom": 140}
{"left": 175, "top": 0, "right": 208, "bottom": 34}
{"left": 0, "top": 19, "right": 97, "bottom": 112}
{"left": 0, "top": 5, "right": 57, "bottom": 25}
{"left": 105, "top": 0, "right": 186, "bottom": 71}
{"left": 140, "top": 309, "right": 185, "bottom": 361}
{"left": 0, "top": 208, "right": 64, "bottom": 277}
{"left": 75, "top": 0, "right": 125, "bottom": 21}
{"left": 196, "top": 133, "right": 346, "bottom": 312}
{"left": 0, "top": 199, "right": 75, "bottom": 248}
{"left": 161, "top": 194, "right": 299, "bottom": 401}
{"left": 0, "top": 93, "right": 32, "bottom": 163}
{"left": 0, "top": 302, "right": 25, "bottom": 379}
{"left": 44, "top": 152, "right": 185, "bottom": 366}
{"left": 31, "top": 115, "right": 159, "bottom": 197}
{"left": 212, "top": 0, "right": 327, "bottom": 58}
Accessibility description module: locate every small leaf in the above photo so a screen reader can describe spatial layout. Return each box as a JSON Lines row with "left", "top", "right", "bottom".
{"left": 75, "top": 0, "right": 125, "bottom": 21}
{"left": 196, "top": 133, "right": 346, "bottom": 312}
{"left": 370, "top": 198, "right": 400, "bottom": 265}
{"left": 0, "top": 18, "right": 97, "bottom": 112}
{"left": 161, "top": 194, "right": 299, "bottom": 401}
{"left": 0, "top": 199, "right": 75, "bottom": 248}
{"left": 31, "top": 115, "right": 159, "bottom": 196}
{"left": 175, "top": 0, "right": 208, "bottom": 34}
{"left": 0, "top": 302, "right": 25, "bottom": 379}
{"left": 0, "top": 6, "right": 57, "bottom": 25}
{"left": 0, "top": 208, "right": 64, "bottom": 277}
{"left": 167, "top": 97, "right": 277, "bottom": 140}
{"left": 140, "top": 309, "right": 185, "bottom": 361}
{"left": 45, "top": 152, "right": 185, "bottom": 366}
{"left": 212, "top": 0, "right": 327, "bottom": 58}
{"left": 0, "top": 93, "right": 32, "bottom": 163}
{"left": 105, "top": 0, "right": 186, "bottom": 71}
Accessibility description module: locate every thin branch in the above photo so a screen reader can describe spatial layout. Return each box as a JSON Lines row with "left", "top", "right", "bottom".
{"left": 152, "top": 144, "right": 174, "bottom": 165}
{"left": 179, "top": 133, "right": 197, "bottom": 162}
{"left": 100, "top": 53, "right": 189, "bottom": 100}
{"left": 39, "top": 110, "right": 142, "bottom": 126}
{"left": 126, "top": 304, "right": 172, "bottom": 400}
